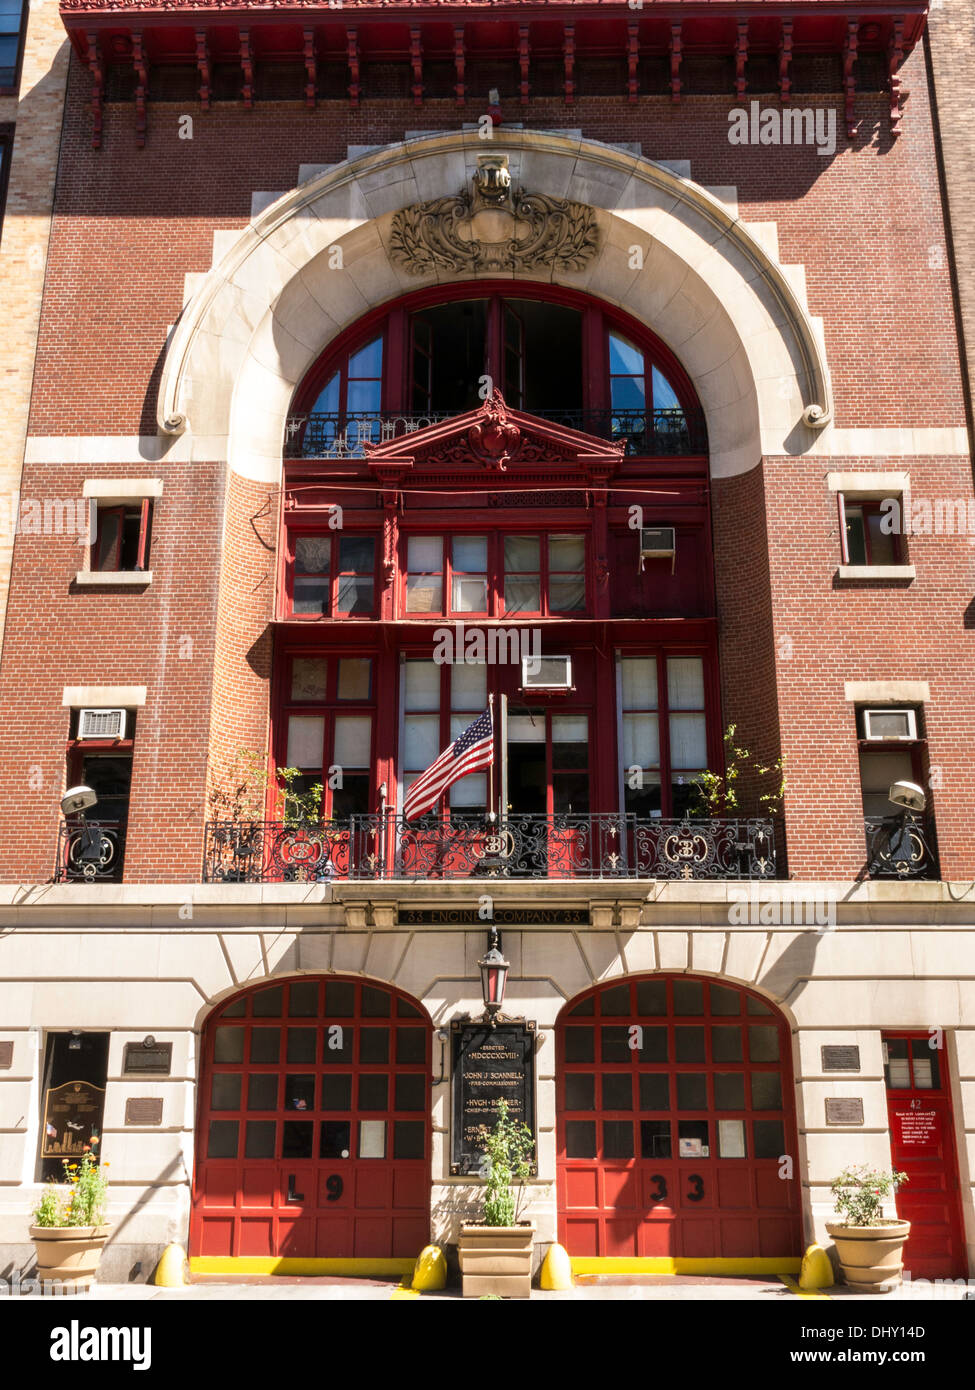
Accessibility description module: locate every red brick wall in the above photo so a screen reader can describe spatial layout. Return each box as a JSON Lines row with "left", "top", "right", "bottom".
{"left": 1, "top": 40, "right": 971, "bottom": 884}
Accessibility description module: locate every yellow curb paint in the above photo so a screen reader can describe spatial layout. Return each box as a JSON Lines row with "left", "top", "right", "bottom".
{"left": 569, "top": 1256, "right": 802, "bottom": 1277}
{"left": 189, "top": 1256, "right": 415, "bottom": 1277}
{"left": 391, "top": 1282, "right": 421, "bottom": 1300}
{"left": 152, "top": 1243, "right": 189, "bottom": 1287}
{"left": 798, "top": 1243, "right": 835, "bottom": 1291}
{"left": 780, "top": 1274, "right": 830, "bottom": 1300}
{"left": 411, "top": 1244, "right": 447, "bottom": 1291}
{"left": 539, "top": 1243, "right": 573, "bottom": 1290}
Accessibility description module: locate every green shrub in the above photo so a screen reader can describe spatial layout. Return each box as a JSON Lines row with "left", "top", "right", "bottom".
{"left": 830, "top": 1165, "right": 908, "bottom": 1227}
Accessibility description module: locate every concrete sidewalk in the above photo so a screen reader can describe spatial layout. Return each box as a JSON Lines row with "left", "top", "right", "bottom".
{"left": 7, "top": 1273, "right": 971, "bottom": 1301}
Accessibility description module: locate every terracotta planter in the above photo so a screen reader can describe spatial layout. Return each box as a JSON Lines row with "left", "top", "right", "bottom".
{"left": 458, "top": 1223, "right": 535, "bottom": 1299}
{"left": 30, "top": 1225, "right": 112, "bottom": 1291}
{"left": 826, "top": 1220, "right": 911, "bottom": 1292}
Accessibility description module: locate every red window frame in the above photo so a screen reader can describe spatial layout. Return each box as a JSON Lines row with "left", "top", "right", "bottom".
{"left": 292, "top": 282, "right": 701, "bottom": 433}
{"left": 286, "top": 530, "right": 379, "bottom": 620}
{"left": 616, "top": 646, "right": 719, "bottom": 821}
{"left": 398, "top": 530, "right": 590, "bottom": 620}
{"left": 274, "top": 651, "right": 377, "bottom": 820}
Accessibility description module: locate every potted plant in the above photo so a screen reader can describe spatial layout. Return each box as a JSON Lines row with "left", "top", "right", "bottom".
{"left": 457, "top": 1098, "right": 536, "bottom": 1299}
{"left": 30, "top": 1143, "right": 112, "bottom": 1291}
{"left": 826, "top": 1165, "right": 910, "bottom": 1291}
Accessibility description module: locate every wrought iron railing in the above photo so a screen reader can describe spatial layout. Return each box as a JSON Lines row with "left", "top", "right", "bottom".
{"left": 864, "top": 814, "right": 938, "bottom": 880}
{"left": 283, "top": 407, "right": 707, "bottom": 460}
{"left": 202, "top": 813, "right": 775, "bottom": 883}
{"left": 55, "top": 819, "right": 127, "bottom": 882}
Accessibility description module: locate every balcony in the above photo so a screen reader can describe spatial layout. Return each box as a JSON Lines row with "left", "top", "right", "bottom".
{"left": 202, "top": 813, "right": 776, "bottom": 883}
{"left": 283, "top": 408, "right": 708, "bottom": 461}
{"left": 55, "top": 818, "right": 126, "bottom": 882}
{"left": 864, "top": 814, "right": 938, "bottom": 880}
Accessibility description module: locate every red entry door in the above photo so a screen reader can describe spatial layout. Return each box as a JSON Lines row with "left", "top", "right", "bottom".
{"left": 192, "top": 977, "right": 431, "bottom": 1260}
{"left": 883, "top": 1032, "right": 968, "bottom": 1279}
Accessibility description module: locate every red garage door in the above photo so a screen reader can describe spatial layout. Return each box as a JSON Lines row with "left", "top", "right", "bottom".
{"left": 557, "top": 975, "right": 802, "bottom": 1259}
{"left": 192, "top": 977, "right": 430, "bottom": 1259}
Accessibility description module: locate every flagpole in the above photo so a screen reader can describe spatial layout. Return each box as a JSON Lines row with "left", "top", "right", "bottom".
{"left": 499, "top": 692, "right": 508, "bottom": 823}
{"left": 487, "top": 693, "right": 495, "bottom": 821}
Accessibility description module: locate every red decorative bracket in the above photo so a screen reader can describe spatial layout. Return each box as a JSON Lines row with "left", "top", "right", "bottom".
{"left": 239, "top": 28, "right": 253, "bottom": 109}
{"left": 454, "top": 25, "right": 465, "bottom": 106}
{"left": 84, "top": 30, "right": 103, "bottom": 149}
{"left": 132, "top": 30, "right": 148, "bottom": 147}
{"left": 670, "top": 22, "right": 682, "bottom": 104}
{"left": 563, "top": 22, "right": 575, "bottom": 106}
{"left": 410, "top": 26, "right": 423, "bottom": 107}
{"left": 347, "top": 27, "right": 360, "bottom": 108}
{"left": 778, "top": 18, "right": 793, "bottom": 103}
{"left": 303, "top": 28, "right": 317, "bottom": 109}
{"left": 627, "top": 20, "right": 639, "bottom": 104}
{"left": 844, "top": 20, "right": 858, "bottom": 139}
{"left": 888, "top": 17, "right": 905, "bottom": 136}
{"left": 195, "top": 31, "right": 210, "bottom": 110}
{"left": 735, "top": 19, "right": 748, "bottom": 101}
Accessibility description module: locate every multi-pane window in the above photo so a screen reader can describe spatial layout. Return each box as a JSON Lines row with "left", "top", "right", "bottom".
{"left": 668, "top": 657, "right": 708, "bottom": 816}
{"left": 617, "top": 653, "right": 709, "bottom": 818}
{"left": 608, "top": 332, "right": 686, "bottom": 448}
{"left": 304, "top": 335, "right": 384, "bottom": 454}
{"left": 619, "top": 657, "right": 661, "bottom": 817}
{"left": 290, "top": 534, "right": 376, "bottom": 617}
{"left": 0, "top": 0, "right": 25, "bottom": 88}
{"left": 401, "top": 533, "right": 586, "bottom": 618}
{"left": 281, "top": 656, "right": 374, "bottom": 817}
{"left": 401, "top": 660, "right": 489, "bottom": 813}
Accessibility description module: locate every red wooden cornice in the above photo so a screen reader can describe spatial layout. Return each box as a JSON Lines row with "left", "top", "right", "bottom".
{"left": 62, "top": 2, "right": 926, "bottom": 147}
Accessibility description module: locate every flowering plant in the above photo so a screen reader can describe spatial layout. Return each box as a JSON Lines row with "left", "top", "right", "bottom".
{"left": 32, "top": 1140, "right": 109, "bottom": 1228}
{"left": 474, "top": 1099, "right": 534, "bottom": 1227}
{"left": 830, "top": 1165, "right": 908, "bottom": 1227}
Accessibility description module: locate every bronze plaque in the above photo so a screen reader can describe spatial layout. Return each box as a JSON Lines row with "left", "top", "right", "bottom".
{"left": 451, "top": 1019, "right": 536, "bottom": 1176}
{"left": 821, "top": 1045, "right": 861, "bottom": 1072}
{"left": 125, "top": 1098, "right": 163, "bottom": 1126}
{"left": 123, "top": 1042, "right": 173, "bottom": 1075}
{"left": 0, "top": 1042, "right": 13, "bottom": 1069}
{"left": 42, "top": 1080, "right": 106, "bottom": 1157}
{"left": 825, "top": 1097, "right": 865, "bottom": 1126}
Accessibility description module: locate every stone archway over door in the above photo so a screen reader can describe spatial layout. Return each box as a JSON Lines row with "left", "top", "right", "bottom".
{"left": 556, "top": 975, "right": 802, "bottom": 1259}
{"left": 158, "top": 128, "right": 832, "bottom": 485}
{"left": 192, "top": 976, "right": 431, "bottom": 1260}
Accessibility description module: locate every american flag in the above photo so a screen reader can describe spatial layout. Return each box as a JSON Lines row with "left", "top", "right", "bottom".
{"left": 403, "top": 708, "right": 494, "bottom": 820}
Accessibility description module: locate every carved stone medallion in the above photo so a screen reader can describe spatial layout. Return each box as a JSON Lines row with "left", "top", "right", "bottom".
{"left": 390, "top": 156, "right": 599, "bottom": 275}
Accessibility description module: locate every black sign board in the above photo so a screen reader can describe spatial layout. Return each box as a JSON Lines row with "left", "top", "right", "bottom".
{"left": 451, "top": 1019, "right": 536, "bottom": 1176}
{"left": 821, "top": 1045, "right": 861, "bottom": 1072}
{"left": 123, "top": 1043, "right": 173, "bottom": 1075}
{"left": 400, "top": 908, "right": 589, "bottom": 927}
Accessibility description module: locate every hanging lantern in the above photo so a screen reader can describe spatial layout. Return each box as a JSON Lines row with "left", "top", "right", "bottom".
{"left": 478, "top": 930, "right": 510, "bottom": 1025}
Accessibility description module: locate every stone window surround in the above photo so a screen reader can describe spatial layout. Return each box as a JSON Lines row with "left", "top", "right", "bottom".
{"left": 75, "top": 478, "right": 162, "bottom": 587}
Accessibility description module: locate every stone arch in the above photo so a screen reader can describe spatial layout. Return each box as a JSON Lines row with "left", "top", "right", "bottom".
{"left": 159, "top": 129, "right": 832, "bottom": 482}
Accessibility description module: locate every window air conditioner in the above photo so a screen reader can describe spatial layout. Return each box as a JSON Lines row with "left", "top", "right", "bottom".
{"left": 639, "top": 526, "right": 676, "bottom": 574}
{"left": 863, "top": 708, "right": 916, "bottom": 742}
{"left": 521, "top": 655, "right": 573, "bottom": 691}
{"left": 78, "top": 708, "right": 127, "bottom": 740}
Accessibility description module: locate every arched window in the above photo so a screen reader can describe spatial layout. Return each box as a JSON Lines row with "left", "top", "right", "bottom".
{"left": 288, "top": 284, "right": 704, "bottom": 459}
